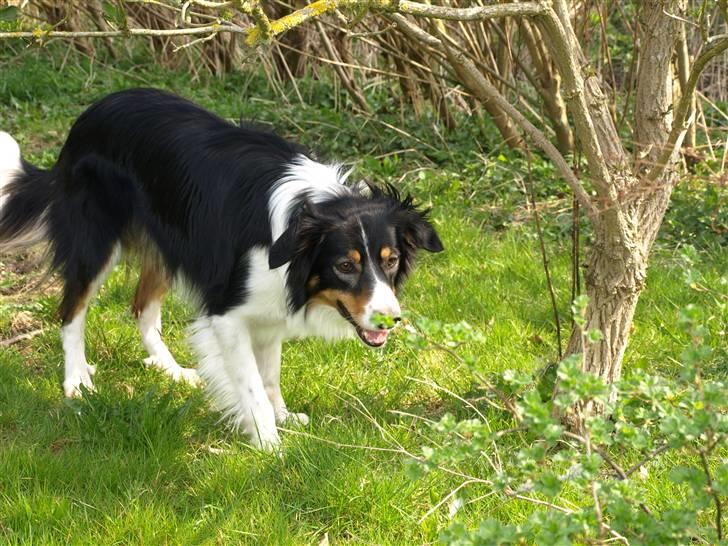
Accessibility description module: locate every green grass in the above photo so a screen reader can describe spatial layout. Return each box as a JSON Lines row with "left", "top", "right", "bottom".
{"left": 1, "top": 47, "right": 726, "bottom": 544}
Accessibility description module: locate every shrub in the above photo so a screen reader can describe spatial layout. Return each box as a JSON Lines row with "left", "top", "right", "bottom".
{"left": 403, "top": 300, "right": 727, "bottom": 545}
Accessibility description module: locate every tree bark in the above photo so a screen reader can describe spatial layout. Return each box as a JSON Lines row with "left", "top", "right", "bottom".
{"left": 565, "top": 223, "right": 646, "bottom": 385}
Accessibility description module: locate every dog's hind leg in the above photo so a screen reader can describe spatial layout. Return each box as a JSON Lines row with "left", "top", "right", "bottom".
{"left": 133, "top": 263, "right": 200, "bottom": 386}
{"left": 54, "top": 154, "right": 137, "bottom": 397}
{"left": 60, "top": 244, "right": 121, "bottom": 398}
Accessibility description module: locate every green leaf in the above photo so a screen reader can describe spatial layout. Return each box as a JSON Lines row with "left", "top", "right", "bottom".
{"left": 0, "top": 6, "right": 20, "bottom": 22}
{"left": 571, "top": 295, "right": 589, "bottom": 328}
{"left": 669, "top": 465, "right": 705, "bottom": 492}
{"left": 536, "top": 472, "right": 562, "bottom": 497}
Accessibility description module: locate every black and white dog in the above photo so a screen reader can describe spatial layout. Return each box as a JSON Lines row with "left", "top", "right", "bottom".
{"left": 0, "top": 88, "right": 443, "bottom": 448}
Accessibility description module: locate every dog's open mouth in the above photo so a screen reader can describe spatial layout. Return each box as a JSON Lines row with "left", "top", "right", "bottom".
{"left": 336, "top": 301, "right": 389, "bottom": 347}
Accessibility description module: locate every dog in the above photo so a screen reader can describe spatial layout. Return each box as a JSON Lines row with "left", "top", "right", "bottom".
{"left": 0, "top": 88, "right": 443, "bottom": 448}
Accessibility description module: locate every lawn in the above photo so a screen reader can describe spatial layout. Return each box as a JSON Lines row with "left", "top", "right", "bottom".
{"left": 0, "top": 48, "right": 726, "bottom": 544}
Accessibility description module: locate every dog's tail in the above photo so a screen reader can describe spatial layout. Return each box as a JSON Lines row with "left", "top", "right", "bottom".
{"left": 0, "top": 131, "right": 53, "bottom": 252}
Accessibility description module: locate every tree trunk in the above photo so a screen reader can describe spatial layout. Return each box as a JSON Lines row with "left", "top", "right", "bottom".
{"left": 565, "top": 220, "right": 647, "bottom": 386}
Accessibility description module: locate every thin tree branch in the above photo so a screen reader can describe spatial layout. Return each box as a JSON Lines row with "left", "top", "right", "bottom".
{"left": 699, "top": 449, "right": 723, "bottom": 540}
{"left": 535, "top": 7, "right": 631, "bottom": 243}
{"left": 535, "top": 8, "right": 612, "bottom": 197}
{"left": 525, "top": 150, "right": 563, "bottom": 360}
{"left": 0, "top": 25, "right": 244, "bottom": 40}
{"left": 0, "top": 329, "right": 43, "bottom": 347}
{"left": 624, "top": 444, "right": 671, "bottom": 477}
{"left": 315, "top": 21, "right": 370, "bottom": 112}
{"left": 646, "top": 33, "right": 728, "bottom": 183}
{"left": 397, "top": 1, "right": 546, "bottom": 21}
{"left": 391, "top": 14, "right": 597, "bottom": 219}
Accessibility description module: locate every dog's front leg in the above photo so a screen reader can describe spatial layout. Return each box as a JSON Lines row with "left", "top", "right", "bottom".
{"left": 194, "top": 315, "right": 279, "bottom": 450}
{"left": 254, "top": 338, "right": 309, "bottom": 426}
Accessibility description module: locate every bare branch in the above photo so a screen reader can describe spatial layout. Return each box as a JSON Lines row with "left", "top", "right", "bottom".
{"left": 397, "top": 1, "right": 546, "bottom": 21}
{"left": 535, "top": 9, "right": 612, "bottom": 197}
{"left": 699, "top": 449, "right": 724, "bottom": 540}
{"left": 0, "top": 329, "right": 44, "bottom": 347}
{"left": 417, "top": 23, "right": 597, "bottom": 218}
{"left": 0, "top": 25, "right": 243, "bottom": 41}
{"left": 315, "top": 20, "right": 370, "bottom": 112}
{"left": 646, "top": 33, "right": 728, "bottom": 183}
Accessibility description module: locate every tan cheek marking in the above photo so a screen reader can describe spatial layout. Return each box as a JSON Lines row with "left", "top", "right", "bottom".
{"left": 380, "top": 246, "right": 392, "bottom": 260}
{"left": 348, "top": 249, "right": 361, "bottom": 263}
{"left": 307, "top": 275, "right": 320, "bottom": 290}
{"left": 309, "top": 288, "right": 369, "bottom": 322}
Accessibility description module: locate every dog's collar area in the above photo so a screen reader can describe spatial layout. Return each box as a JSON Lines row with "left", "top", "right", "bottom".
{"left": 335, "top": 300, "right": 389, "bottom": 347}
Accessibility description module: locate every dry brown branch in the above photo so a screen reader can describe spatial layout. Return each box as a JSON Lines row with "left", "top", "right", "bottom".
{"left": 0, "top": 329, "right": 44, "bottom": 347}
{"left": 409, "top": 19, "right": 597, "bottom": 218}
{"left": 647, "top": 33, "right": 728, "bottom": 183}
{"left": 315, "top": 20, "right": 370, "bottom": 111}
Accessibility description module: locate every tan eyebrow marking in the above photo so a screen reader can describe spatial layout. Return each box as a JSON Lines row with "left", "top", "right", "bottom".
{"left": 348, "top": 249, "right": 361, "bottom": 263}
{"left": 380, "top": 247, "right": 392, "bottom": 260}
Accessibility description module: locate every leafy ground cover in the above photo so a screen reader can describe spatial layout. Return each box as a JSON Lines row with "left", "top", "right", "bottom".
{"left": 0, "top": 48, "right": 725, "bottom": 544}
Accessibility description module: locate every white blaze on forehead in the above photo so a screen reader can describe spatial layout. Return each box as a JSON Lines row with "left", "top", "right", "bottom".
{"left": 358, "top": 217, "right": 401, "bottom": 329}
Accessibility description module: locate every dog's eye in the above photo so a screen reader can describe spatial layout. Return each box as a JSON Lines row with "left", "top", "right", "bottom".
{"left": 385, "top": 256, "right": 399, "bottom": 269}
{"left": 336, "top": 261, "right": 355, "bottom": 274}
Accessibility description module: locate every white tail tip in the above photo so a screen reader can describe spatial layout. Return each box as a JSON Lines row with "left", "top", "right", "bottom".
{"left": 0, "top": 131, "right": 22, "bottom": 209}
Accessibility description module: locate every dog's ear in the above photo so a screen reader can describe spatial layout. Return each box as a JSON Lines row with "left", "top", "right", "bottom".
{"left": 402, "top": 212, "right": 444, "bottom": 253}
{"left": 269, "top": 225, "right": 297, "bottom": 269}
{"left": 375, "top": 183, "right": 443, "bottom": 253}
{"left": 269, "top": 204, "right": 331, "bottom": 311}
{"left": 270, "top": 202, "right": 318, "bottom": 269}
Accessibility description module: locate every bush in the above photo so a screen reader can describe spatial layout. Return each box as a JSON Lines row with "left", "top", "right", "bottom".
{"left": 403, "top": 299, "right": 727, "bottom": 545}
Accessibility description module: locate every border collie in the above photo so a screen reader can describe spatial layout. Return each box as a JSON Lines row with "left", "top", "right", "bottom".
{"left": 0, "top": 88, "right": 443, "bottom": 449}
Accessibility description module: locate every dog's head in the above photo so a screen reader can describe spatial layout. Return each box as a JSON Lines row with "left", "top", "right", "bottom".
{"left": 269, "top": 183, "right": 443, "bottom": 347}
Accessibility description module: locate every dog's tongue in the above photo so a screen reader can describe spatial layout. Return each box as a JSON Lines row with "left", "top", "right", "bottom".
{"left": 364, "top": 329, "right": 389, "bottom": 345}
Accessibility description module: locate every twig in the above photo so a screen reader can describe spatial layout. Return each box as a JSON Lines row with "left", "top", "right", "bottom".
{"left": 699, "top": 449, "right": 723, "bottom": 540}
{"left": 417, "top": 479, "right": 482, "bottom": 523}
{"left": 524, "top": 149, "right": 563, "bottom": 360}
{"left": 624, "top": 444, "right": 671, "bottom": 477}
{"left": 646, "top": 33, "right": 728, "bottom": 183}
{"left": 0, "top": 329, "right": 43, "bottom": 347}
{"left": 562, "top": 430, "right": 654, "bottom": 516}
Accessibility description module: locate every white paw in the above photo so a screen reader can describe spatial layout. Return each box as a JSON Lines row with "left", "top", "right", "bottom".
{"left": 277, "top": 410, "right": 310, "bottom": 427}
{"left": 177, "top": 367, "right": 203, "bottom": 387}
{"left": 143, "top": 356, "right": 202, "bottom": 386}
{"left": 63, "top": 363, "right": 96, "bottom": 398}
{"left": 249, "top": 426, "right": 281, "bottom": 451}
